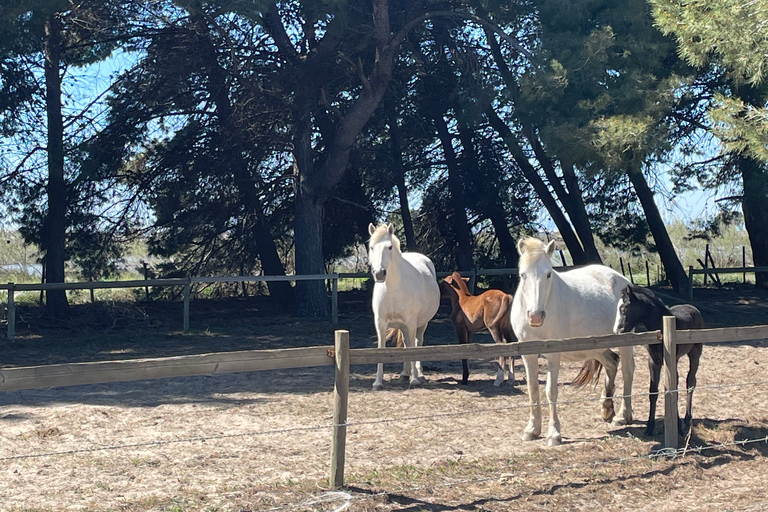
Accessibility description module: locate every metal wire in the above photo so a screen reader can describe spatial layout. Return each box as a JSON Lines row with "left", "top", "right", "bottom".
{"left": 4, "top": 377, "right": 768, "bottom": 462}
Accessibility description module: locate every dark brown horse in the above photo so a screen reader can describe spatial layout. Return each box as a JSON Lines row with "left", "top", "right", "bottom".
{"left": 614, "top": 285, "right": 704, "bottom": 437}
{"left": 440, "top": 271, "right": 516, "bottom": 386}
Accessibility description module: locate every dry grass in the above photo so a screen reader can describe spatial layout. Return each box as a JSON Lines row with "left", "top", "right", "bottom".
{"left": 1, "top": 288, "right": 768, "bottom": 511}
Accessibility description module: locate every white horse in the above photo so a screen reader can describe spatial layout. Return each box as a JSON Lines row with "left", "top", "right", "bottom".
{"left": 511, "top": 237, "right": 635, "bottom": 446}
{"left": 368, "top": 223, "right": 441, "bottom": 389}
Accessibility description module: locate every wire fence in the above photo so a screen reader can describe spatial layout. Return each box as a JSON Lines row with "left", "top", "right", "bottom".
{"left": 3, "top": 370, "right": 768, "bottom": 510}
{"left": 6, "top": 376, "right": 768, "bottom": 464}
{"left": 2, "top": 320, "right": 768, "bottom": 509}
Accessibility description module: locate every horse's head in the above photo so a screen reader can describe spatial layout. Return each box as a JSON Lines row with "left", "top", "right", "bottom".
{"left": 368, "top": 223, "right": 400, "bottom": 283}
{"left": 517, "top": 237, "right": 557, "bottom": 328}
{"left": 613, "top": 285, "right": 640, "bottom": 333}
{"left": 440, "top": 272, "right": 470, "bottom": 301}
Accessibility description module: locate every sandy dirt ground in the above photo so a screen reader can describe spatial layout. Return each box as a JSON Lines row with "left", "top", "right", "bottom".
{"left": 2, "top": 286, "right": 768, "bottom": 511}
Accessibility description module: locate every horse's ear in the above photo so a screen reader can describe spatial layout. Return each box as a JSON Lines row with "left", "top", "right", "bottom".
{"left": 387, "top": 223, "right": 394, "bottom": 235}
{"left": 545, "top": 240, "right": 557, "bottom": 258}
{"left": 443, "top": 275, "right": 453, "bottom": 284}
{"left": 517, "top": 238, "right": 527, "bottom": 255}
{"left": 368, "top": 223, "right": 376, "bottom": 236}
{"left": 461, "top": 277, "right": 470, "bottom": 283}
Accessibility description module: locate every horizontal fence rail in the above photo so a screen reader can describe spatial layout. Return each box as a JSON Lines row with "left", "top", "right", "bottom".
{"left": 4, "top": 264, "right": 768, "bottom": 340}
{"left": 687, "top": 265, "right": 768, "bottom": 300}
{"left": 0, "top": 266, "right": 569, "bottom": 341}
{"left": 1, "top": 326, "right": 766, "bottom": 393}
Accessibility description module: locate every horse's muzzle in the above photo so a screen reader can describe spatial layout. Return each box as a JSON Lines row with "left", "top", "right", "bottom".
{"left": 528, "top": 311, "right": 546, "bottom": 327}
{"left": 372, "top": 269, "right": 387, "bottom": 282}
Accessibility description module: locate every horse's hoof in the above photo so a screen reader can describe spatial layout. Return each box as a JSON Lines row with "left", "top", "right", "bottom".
{"left": 399, "top": 374, "right": 409, "bottom": 381}
{"left": 372, "top": 383, "right": 384, "bottom": 391}
{"left": 459, "top": 379, "right": 469, "bottom": 386}
{"left": 601, "top": 404, "right": 616, "bottom": 422}
{"left": 493, "top": 379, "right": 503, "bottom": 387}
{"left": 645, "top": 427, "right": 655, "bottom": 437}
{"left": 612, "top": 416, "right": 628, "bottom": 426}
{"left": 547, "top": 435, "right": 562, "bottom": 447}
{"left": 408, "top": 378, "right": 422, "bottom": 387}
{"left": 521, "top": 431, "right": 539, "bottom": 442}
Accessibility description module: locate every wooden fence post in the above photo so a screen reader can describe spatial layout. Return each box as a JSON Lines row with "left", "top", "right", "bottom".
{"left": 183, "top": 279, "right": 190, "bottom": 332}
{"left": 7, "top": 283, "right": 15, "bottom": 342}
{"left": 330, "top": 330, "right": 350, "bottom": 488}
{"left": 663, "top": 315, "right": 679, "bottom": 450}
{"left": 743, "top": 246, "right": 747, "bottom": 283}
{"left": 331, "top": 276, "right": 339, "bottom": 326}
{"left": 688, "top": 266, "right": 694, "bottom": 301}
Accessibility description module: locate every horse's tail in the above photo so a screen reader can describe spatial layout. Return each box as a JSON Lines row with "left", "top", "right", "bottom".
{"left": 572, "top": 359, "right": 603, "bottom": 388}
{"left": 386, "top": 328, "right": 404, "bottom": 347}
{"left": 572, "top": 350, "right": 620, "bottom": 388}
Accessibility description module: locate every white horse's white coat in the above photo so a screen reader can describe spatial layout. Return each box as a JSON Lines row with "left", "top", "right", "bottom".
{"left": 368, "top": 223, "right": 440, "bottom": 389}
{"left": 511, "top": 238, "right": 635, "bottom": 446}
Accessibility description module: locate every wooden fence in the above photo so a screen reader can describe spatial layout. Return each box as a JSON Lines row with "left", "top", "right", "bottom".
{"left": 687, "top": 265, "right": 768, "bottom": 300}
{"left": 0, "top": 322, "right": 767, "bottom": 487}
{"left": 4, "top": 264, "right": 768, "bottom": 340}
{"left": 1, "top": 269, "right": 526, "bottom": 341}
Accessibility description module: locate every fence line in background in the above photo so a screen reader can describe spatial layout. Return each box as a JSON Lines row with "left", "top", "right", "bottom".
{"left": 5, "top": 264, "right": 768, "bottom": 340}
{"left": 687, "top": 265, "right": 768, "bottom": 300}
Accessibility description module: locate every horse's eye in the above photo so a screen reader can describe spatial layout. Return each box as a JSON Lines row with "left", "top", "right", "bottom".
{"left": 546, "top": 271, "right": 552, "bottom": 279}
{"left": 387, "top": 245, "right": 392, "bottom": 251}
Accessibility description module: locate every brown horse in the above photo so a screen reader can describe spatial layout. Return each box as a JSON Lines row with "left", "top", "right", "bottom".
{"left": 440, "top": 271, "right": 516, "bottom": 386}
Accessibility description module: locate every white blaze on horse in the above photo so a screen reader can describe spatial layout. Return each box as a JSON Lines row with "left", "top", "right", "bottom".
{"left": 368, "top": 223, "right": 441, "bottom": 389}
{"left": 511, "top": 237, "right": 635, "bottom": 446}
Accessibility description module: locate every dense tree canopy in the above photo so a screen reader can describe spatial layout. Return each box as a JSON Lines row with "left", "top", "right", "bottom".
{"left": 1, "top": 0, "right": 765, "bottom": 315}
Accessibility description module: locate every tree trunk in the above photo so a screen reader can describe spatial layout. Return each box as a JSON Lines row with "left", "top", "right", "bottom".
{"left": 485, "top": 106, "right": 588, "bottom": 263}
{"left": 266, "top": 0, "right": 402, "bottom": 317}
{"left": 529, "top": 139, "right": 602, "bottom": 264}
{"left": 456, "top": 121, "right": 518, "bottom": 269}
{"left": 433, "top": 113, "right": 474, "bottom": 271}
{"left": 483, "top": 26, "right": 597, "bottom": 264}
{"left": 559, "top": 160, "right": 602, "bottom": 263}
{"left": 739, "top": 155, "right": 768, "bottom": 288}
{"left": 196, "top": 14, "right": 294, "bottom": 304}
{"left": 43, "top": 15, "right": 69, "bottom": 319}
{"left": 627, "top": 165, "right": 690, "bottom": 295}
{"left": 294, "top": 190, "right": 330, "bottom": 317}
{"left": 734, "top": 85, "right": 768, "bottom": 289}
{"left": 385, "top": 93, "right": 418, "bottom": 251}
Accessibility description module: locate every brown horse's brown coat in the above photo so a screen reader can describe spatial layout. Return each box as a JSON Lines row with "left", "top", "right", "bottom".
{"left": 440, "top": 271, "right": 517, "bottom": 385}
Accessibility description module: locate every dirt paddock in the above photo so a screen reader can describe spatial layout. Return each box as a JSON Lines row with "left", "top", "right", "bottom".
{"left": 2, "top": 286, "right": 768, "bottom": 511}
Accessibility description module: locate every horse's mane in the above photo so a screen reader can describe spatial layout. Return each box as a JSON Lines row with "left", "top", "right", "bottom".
{"left": 632, "top": 286, "right": 672, "bottom": 315}
{"left": 518, "top": 237, "right": 549, "bottom": 270}
{"left": 369, "top": 224, "right": 401, "bottom": 252}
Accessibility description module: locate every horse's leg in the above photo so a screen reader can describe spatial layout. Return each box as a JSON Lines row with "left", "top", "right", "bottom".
{"left": 488, "top": 325, "right": 506, "bottom": 387}
{"left": 456, "top": 328, "right": 471, "bottom": 385}
{"left": 646, "top": 346, "right": 662, "bottom": 436}
{"left": 414, "top": 324, "right": 429, "bottom": 382}
{"left": 400, "top": 324, "right": 421, "bottom": 387}
{"left": 544, "top": 352, "right": 562, "bottom": 446}
{"left": 613, "top": 346, "right": 635, "bottom": 426}
{"left": 521, "top": 353, "right": 542, "bottom": 441}
{"left": 372, "top": 318, "right": 388, "bottom": 390}
{"left": 599, "top": 351, "right": 618, "bottom": 422}
{"left": 682, "top": 344, "right": 703, "bottom": 434}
